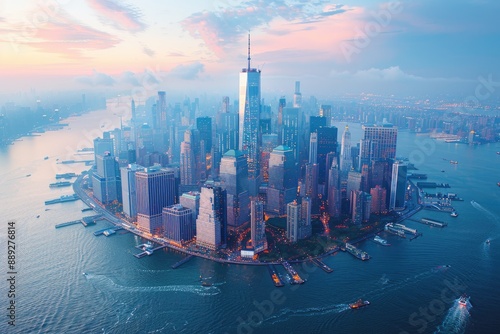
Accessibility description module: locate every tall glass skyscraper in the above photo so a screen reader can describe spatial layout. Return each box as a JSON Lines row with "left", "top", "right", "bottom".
{"left": 135, "top": 165, "right": 176, "bottom": 235}
{"left": 251, "top": 200, "right": 267, "bottom": 253}
{"left": 362, "top": 125, "right": 398, "bottom": 160}
{"left": 239, "top": 34, "right": 261, "bottom": 196}
{"left": 219, "top": 150, "right": 250, "bottom": 228}
{"left": 267, "top": 145, "right": 297, "bottom": 215}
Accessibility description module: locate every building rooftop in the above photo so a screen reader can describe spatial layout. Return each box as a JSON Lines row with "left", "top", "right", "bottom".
{"left": 273, "top": 145, "right": 291, "bottom": 152}
{"left": 223, "top": 149, "right": 245, "bottom": 158}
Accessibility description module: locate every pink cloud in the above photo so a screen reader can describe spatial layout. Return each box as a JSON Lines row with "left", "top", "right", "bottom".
{"left": 86, "top": 0, "right": 146, "bottom": 32}
{"left": 1, "top": 9, "right": 120, "bottom": 60}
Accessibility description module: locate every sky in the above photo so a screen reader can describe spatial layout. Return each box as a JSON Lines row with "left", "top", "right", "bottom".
{"left": 1, "top": 0, "right": 500, "bottom": 100}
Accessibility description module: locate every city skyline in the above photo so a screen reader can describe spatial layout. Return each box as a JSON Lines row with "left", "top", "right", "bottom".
{"left": 1, "top": 1, "right": 500, "bottom": 98}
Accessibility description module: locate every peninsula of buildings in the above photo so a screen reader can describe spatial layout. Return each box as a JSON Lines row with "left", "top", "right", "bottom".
{"left": 51, "top": 35, "right": 496, "bottom": 264}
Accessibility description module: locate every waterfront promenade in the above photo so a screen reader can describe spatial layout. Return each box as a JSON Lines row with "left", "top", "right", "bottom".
{"left": 73, "top": 171, "right": 425, "bottom": 267}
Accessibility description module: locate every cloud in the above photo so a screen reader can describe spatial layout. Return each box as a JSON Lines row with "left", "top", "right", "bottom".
{"left": 169, "top": 62, "right": 205, "bottom": 80}
{"left": 142, "top": 46, "right": 155, "bottom": 57}
{"left": 181, "top": 0, "right": 349, "bottom": 56}
{"left": 120, "top": 71, "right": 141, "bottom": 86}
{"left": 86, "top": 0, "right": 146, "bottom": 32}
{"left": 0, "top": 9, "right": 120, "bottom": 59}
{"left": 76, "top": 70, "right": 115, "bottom": 86}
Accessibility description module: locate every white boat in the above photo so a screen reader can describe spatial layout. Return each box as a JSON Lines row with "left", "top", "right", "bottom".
{"left": 373, "top": 235, "right": 390, "bottom": 246}
{"left": 450, "top": 211, "right": 458, "bottom": 217}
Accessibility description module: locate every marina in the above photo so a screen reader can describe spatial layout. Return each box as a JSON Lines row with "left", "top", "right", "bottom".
{"left": 282, "top": 261, "right": 305, "bottom": 284}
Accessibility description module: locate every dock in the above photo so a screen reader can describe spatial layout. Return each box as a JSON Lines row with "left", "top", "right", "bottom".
{"left": 133, "top": 244, "right": 166, "bottom": 258}
{"left": 282, "top": 261, "right": 305, "bottom": 284}
{"left": 267, "top": 265, "right": 285, "bottom": 287}
{"left": 55, "top": 220, "right": 81, "bottom": 228}
{"left": 310, "top": 258, "right": 333, "bottom": 273}
{"left": 171, "top": 255, "right": 193, "bottom": 269}
{"left": 82, "top": 214, "right": 103, "bottom": 227}
{"left": 416, "top": 218, "right": 447, "bottom": 228}
{"left": 93, "top": 225, "right": 123, "bottom": 236}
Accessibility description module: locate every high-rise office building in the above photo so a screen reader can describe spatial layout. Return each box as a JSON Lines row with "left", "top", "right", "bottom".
{"left": 351, "top": 190, "right": 372, "bottom": 225}
{"left": 135, "top": 165, "right": 176, "bottom": 235}
{"left": 196, "top": 184, "right": 226, "bottom": 250}
{"left": 340, "top": 125, "right": 352, "bottom": 173}
{"left": 286, "top": 200, "right": 300, "bottom": 242}
{"left": 120, "top": 163, "right": 142, "bottom": 220}
{"left": 328, "top": 162, "right": 341, "bottom": 218}
{"left": 362, "top": 125, "right": 398, "bottom": 160}
{"left": 389, "top": 161, "right": 407, "bottom": 211}
{"left": 309, "top": 132, "right": 318, "bottom": 164}
{"left": 319, "top": 105, "right": 332, "bottom": 126}
{"left": 370, "top": 185, "right": 387, "bottom": 214}
{"left": 162, "top": 204, "right": 194, "bottom": 244}
{"left": 92, "top": 152, "right": 121, "bottom": 204}
{"left": 180, "top": 130, "right": 196, "bottom": 186}
{"left": 299, "top": 197, "right": 312, "bottom": 240}
{"left": 309, "top": 116, "right": 327, "bottom": 134}
{"left": 219, "top": 150, "right": 250, "bottom": 228}
{"left": 293, "top": 81, "right": 302, "bottom": 108}
{"left": 251, "top": 200, "right": 267, "bottom": 253}
{"left": 239, "top": 34, "right": 261, "bottom": 196}
{"left": 179, "top": 191, "right": 200, "bottom": 229}
{"left": 267, "top": 145, "right": 297, "bottom": 215}
{"left": 282, "top": 107, "right": 300, "bottom": 160}
{"left": 93, "top": 136, "right": 114, "bottom": 165}
{"left": 196, "top": 116, "right": 212, "bottom": 155}
{"left": 277, "top": 97, "right": 286, "bottom": 143}
{"left": 317, "top": 126, "right": 338, "bottom": 185}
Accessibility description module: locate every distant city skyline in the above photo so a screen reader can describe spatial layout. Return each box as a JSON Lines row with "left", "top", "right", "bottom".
{"left": 1, "top": 1, "right": 499, "bottom": 97}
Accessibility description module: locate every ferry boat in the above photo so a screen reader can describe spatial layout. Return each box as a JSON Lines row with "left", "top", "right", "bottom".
{"left": 349, "top": 299, "right": 370, "bottom": 309}
{"left": 345, "top": 243, "right": 370, "bottom": 260}
{"left": 44, "top": 156, "right": 49, "bottom": 160}
{"left": 458, "top": 294, "right": 469, "bottom": 307}
{"left": 373, "top": 236, "right": 390, "bottom": 246}
{"left": 450, "top": 211, "right": 458, "bottom": 217}
{"left": 450, "top": 160, "right": 458, "bottom": 164}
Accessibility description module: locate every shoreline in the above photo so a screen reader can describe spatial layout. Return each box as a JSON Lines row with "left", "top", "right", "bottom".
{"left": 73, "top": 170, "right": 424, "bottom": 267}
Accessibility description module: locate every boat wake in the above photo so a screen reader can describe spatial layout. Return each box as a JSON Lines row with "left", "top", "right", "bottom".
{"left": 471, "top": 200, "right": 500, "bottom": 242}
{"left": 84, "top": 273, "right": 220, "bottom": 296}
{"left": 266, "top": 303, "right": 350, "bottom": 325}
{"left": 434, "top": 298, "right": 471, "bottom": 333}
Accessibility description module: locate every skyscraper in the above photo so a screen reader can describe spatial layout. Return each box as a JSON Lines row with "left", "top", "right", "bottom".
{"left": 120, "top": 163, "right": 142, "bottom": 220}
{"left": 319, "top": 105, "right": 332, "bottom": 126}
{"left": 340, "top": 125, "right": 352, "bottom": 173}
{"left": 286, "top": 200, "right": 300, "bottom": 242}
{"left": 309, "top": 132, "right": 318, "bottom": 164}
{"left": 293, "top": 81, "right": 302, "bottom": 108}
{"left": 362, "top": 125, "right": 398, "bottom": 160}
{"left": 370, "top": 185, "right": 387, "bottom": 214}
{"left": 282, "top": 107, "right": 300, "bottom": 160}
{"left": 135, "top": 165, "right": 176, "bottom": 235}
{"left": 180, "top": 130, "right": 196, "bottom": 187}
{"left": 179, "top": 191, "right": 200, "bottom": 229}
{"left": 196, "top": 116, "right": 212, "bottom": 155}
{"left": 92, "top": 152, "right": 121, "bottom": 204}
{"left": 389, "top": 161, "right": 407, "bottom": 211}
{"left": 162, "top": 204, "right": 194, "bottom": 244}
{"left": 239, "top": 34, "right": 261, "bottom": 196}
{"left": 317, "top": 126, "right": 338, "bottom": 185}
{"left": 351, "top": 191, "right": 372, "bottom": 225}
{"left": 267, "top": 145, "right": 297, "bottom": 215}
{"left": 251, "top": 200, "right": 267, "bottom": 253}
{"left": 327, "top": 162, "right": 341, "bottom": 218}
{"left": 196, "top": 184, "right": 226, "bottom": 250}
{"left": 219, "top": 150, "right": 250, "bottom": 228}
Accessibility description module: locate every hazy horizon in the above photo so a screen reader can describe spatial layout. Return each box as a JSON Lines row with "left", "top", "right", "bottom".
{"left": 1, "top": 0, "right": 499, "bottom": 100}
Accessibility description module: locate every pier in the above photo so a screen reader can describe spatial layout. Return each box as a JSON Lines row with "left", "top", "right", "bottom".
{"left": 82, "top": 214, "right": 103, "bottom": 227}
{"left": 55, "top": 220, "right": 81, "bottom": 228}
{"left": 133, "top": 244, "right": 167, "bottom": 258}
{"left": 171, "top": 255, "right": 194, "bottom": 269}
{"left": 93, "top": 225, "right": 123, "bottom": 236}
{"left": 412, "top": 218, "right": 448, "bottom": 228}
{"left": 282, "top": 261, "right": 305, "bottom": 284}
{"left": 310, "top": 258, "right": 333, "bottom": 273}
{"left": 267, "top": 265, "right": 285, "bottom": 287}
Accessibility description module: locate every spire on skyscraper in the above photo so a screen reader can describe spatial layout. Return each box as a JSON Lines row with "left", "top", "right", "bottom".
{"left": 247, "top": 32, "right": 251, "bottom": 71}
